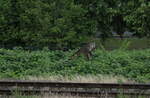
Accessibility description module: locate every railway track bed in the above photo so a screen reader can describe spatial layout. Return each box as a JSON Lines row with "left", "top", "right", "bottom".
{"left": 0, "top": 80, "right": 150, "bottom": 97}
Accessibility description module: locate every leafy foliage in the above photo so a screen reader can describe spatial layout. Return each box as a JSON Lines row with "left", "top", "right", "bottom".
{"left": 0, "top": 0, "right": 149, "bottom": 49}
{"left": 0, "top": 48, "right": 150, "bottom": 82}
{"left": 124, "top": 0, "right": 150, "bottom": 37}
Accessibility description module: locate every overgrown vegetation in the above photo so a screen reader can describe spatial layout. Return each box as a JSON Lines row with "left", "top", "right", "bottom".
{"left": 103, "top": 38, "right": 150, "bottom": 50}
{"left": 0, "top": 48, "right": 149, "bottom": 83}
{"left": 0, "top": 0, "right": 149, "bottom": 49}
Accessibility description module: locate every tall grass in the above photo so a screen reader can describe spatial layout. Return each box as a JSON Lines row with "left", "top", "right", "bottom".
{"left": 99, "top": 38, "right": 150, "bottom": 50}
{"left": 24, "top": 74, "right": 134, "bottom": 83}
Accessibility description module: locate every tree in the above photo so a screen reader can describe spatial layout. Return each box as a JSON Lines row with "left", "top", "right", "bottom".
{"left": 125, "top": 0, "right": 150, "bottom": 37}
{"left": 0, "top": 0, "right": 149, "bottom": 49}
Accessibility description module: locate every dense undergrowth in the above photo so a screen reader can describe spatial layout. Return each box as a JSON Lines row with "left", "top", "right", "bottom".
{"left": 0, "top": 48, "right": 150, "bottom": 83}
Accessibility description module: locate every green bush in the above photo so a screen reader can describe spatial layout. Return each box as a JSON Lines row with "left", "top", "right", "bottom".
{"left": 0, "top": 48, "right": 150, "bottom": 82}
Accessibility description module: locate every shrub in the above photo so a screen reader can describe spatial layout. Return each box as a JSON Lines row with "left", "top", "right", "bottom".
{"left": 0, "top": 48, "right": 150, "bottom": 82}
